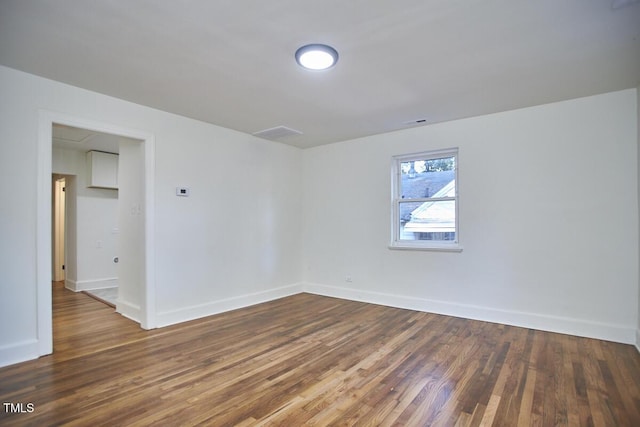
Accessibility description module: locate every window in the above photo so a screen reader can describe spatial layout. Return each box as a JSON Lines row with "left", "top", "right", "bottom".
{"left": 390, "top": 148, "right": 461, "bottom": 251}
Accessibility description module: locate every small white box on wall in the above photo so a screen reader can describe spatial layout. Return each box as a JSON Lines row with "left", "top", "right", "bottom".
{"left": 87, "top": 151, "right": 118, "bottom": 189}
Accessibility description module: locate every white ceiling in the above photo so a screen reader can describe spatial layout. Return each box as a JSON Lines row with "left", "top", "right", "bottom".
{"left": 51, "top": 123, "right": 140, "bottom": 154}
{"left": 1, "top": 0, "right": 639, "bottom": 148}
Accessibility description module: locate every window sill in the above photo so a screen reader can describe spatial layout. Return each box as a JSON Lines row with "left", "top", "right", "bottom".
{"left": 388, "top": 242, "right": 463, "bottom": 252}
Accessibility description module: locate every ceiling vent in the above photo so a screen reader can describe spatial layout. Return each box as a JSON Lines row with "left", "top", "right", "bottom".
{"left": 253, "top": 126, "right": 303, "bottom": 140}
{"left": 611, "top": 0, "right": 640, "bottom": 9}
{"left": 403, "top": 118, "right": 428, "bottom": 126}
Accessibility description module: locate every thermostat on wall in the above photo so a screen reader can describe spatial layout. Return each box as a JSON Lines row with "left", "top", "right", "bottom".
{"left": 176, "top": 187, "right": 190, "bottom": 197}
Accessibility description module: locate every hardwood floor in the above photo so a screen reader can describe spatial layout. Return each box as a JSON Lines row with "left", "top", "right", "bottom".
{"left": 1, "top": 283, "right": 639, "bottom": 426}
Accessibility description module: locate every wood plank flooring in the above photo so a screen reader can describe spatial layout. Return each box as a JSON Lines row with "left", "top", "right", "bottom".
{"left": 1, "top": 282, "right": 639, "bottom": 426}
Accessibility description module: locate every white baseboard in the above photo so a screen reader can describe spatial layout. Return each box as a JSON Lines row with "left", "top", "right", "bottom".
{"left": 0, "top": 339, "right": 39, "bottom": 368}
{"left": 302, "top": 282, "right": 636, "bottom": 345}
{"left": 155, "top": 283, "right": 304, "bottom": 327}
{"left": 116, "top": 299, "right": 141, "bottom": 323}
{"left": 65, "top": 278, "right": 118, "bottom": 292}
{"left": 64, "top": 279, "right": 77, "bottom": 291}
{"left": 636, "top": 329, "right": 640, "bottom": 353}
{"left": 4, "top": 282, "right": 633, "bottom": 368}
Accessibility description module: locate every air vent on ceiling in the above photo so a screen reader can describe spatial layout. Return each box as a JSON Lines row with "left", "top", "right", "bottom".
{"left": 403, "top": 118, "right": 428, "bottom": 126}
{"left": 611, "top": 0, "right": 640, "bottom": 9}
{"left": 253, "top": 126, "right": 303, "bottom": 140}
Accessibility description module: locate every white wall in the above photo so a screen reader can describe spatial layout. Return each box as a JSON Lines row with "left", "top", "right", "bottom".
{"left": 0, "top": 65, "right": 303, "bottom": 366}
{"left": 117, "top": 139, "right": 144, "bottom": 321}
{"left": 151, "top": 106, "right": 304, "bottom": 326}
{"left": 302, "top": 89, "right": 639, "bottom": 344}
{"left": 637, "top": 84, "right": 640, "bottom": 352}
{"left": 53, "top": 147, "right": 119, "bottom": 291}
{"left": 0, "top": 63, "right": 636, "bottom": 368}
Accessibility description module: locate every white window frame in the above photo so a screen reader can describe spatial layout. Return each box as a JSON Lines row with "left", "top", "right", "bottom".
{"left": 390, "top": 147, "right": 462, "bottom": 252}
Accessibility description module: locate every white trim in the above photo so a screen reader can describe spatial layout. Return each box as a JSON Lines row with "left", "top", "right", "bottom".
{"left": 37, "top": 110, "right": 156, "bottom": 359}
{"left": 37, "top": 117, "right": 53, "bottom": 357}
{"left": 116, "top": 300, "right": 141, "bottom": 323}
{"left": 388, "top": 242, "right": 463, "bottom": 252}
{"left": 64, "top": 278, "right": 118, "bottom": 292}
{"left": 393, "top": 148, "right": 460, "bottom": 162}
{"left": 302, "top": 282, "right": 636, "bottom": 344}
{"left": 390, "top": 147, "right": 460, "bottom": 251}
{"left": 142, "top": 134, "right": 156, "bottom": 330}
{"left": 636, "top": 329, "right": 640, "bottom": 353}
{"left": 155, "top": 283, "right": 304, "bottom": 327}
{"left": 63, "top": 279, "right": 77, "bottom": 292}
{"left": 0, "top": 340, "right": 39, "bottom": 368}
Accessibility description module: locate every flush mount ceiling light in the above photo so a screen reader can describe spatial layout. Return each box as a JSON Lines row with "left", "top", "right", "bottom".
{"left": 295, "top": 44, "right": 339, "bottom": 70}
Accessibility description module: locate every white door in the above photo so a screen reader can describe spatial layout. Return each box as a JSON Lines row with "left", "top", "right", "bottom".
{"left": 53, "top": 177, "right": 66, "bottom": 282}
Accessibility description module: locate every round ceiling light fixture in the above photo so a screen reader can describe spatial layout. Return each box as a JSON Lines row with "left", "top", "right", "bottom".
{"left": 295, "top": 44, "right": 339, "bottom": 70}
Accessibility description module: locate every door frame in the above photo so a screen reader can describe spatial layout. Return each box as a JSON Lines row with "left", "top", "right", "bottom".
{"left": 37, "top": 110, "right": 156, "bottom": 356}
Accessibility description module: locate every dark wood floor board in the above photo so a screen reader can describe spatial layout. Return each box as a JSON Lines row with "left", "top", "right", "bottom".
{"left": 1, "top": 283, "right": 640, "bottom": 426}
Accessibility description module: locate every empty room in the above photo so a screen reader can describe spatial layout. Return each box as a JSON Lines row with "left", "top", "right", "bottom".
{"left": 1, "top": 1, "right": 640, "bottom": 425}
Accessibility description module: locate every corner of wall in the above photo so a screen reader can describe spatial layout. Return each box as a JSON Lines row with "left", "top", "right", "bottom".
{"left": 116, "top": 300, "right": 141, "bottom": 324}
{"left": 302, "top": 282, "right": 636, "bottom": 345}
{"left": 155, "top": 283, "right": 305, "bottom": 328}
{"left": 637, "top": 83, "right": 640, "bottom": 353}
{"left": 0, "top": 340, "right": 39, "bottom": 368}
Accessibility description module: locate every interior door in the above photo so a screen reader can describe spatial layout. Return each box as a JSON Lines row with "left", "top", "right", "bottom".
{"left": 53, "top": 177, "right": 66, "bottom": 282}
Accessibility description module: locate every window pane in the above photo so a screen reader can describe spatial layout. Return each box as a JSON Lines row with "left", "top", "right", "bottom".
{"left": 399, "top": 200, "right": 456, "bottom": 241}
{"left": 400, "top": 156, "right": 455, "bottom": 199}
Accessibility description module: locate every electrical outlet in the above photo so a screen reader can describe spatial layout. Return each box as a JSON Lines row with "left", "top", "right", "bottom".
{"left": 345, "top": 275, "right": 353, "bottom": 283}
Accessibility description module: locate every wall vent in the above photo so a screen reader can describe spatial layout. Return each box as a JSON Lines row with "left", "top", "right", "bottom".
{"left": 253, "top": 126, "right": 303, "bottom": 140}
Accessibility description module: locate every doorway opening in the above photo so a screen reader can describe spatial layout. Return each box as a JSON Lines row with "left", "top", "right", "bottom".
{"left": 52, "top": 125, "right": 123, "bottom": 311}
{"left": 37, "top": 111, "right": 156, "bottom": 357}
